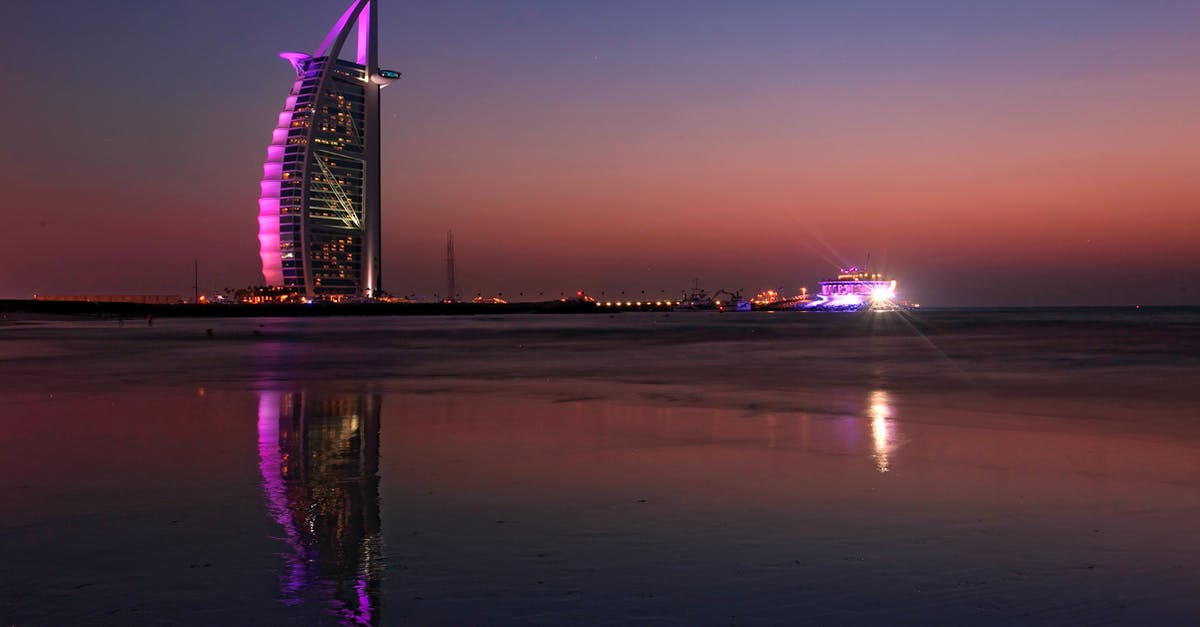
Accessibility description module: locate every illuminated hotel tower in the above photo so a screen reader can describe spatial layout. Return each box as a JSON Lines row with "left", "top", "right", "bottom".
{"left": 257, "top": 0, "right": 398, "bottom": 298}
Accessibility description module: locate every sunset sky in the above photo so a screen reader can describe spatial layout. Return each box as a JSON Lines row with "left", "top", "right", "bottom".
{"left": 2, "top": 0, "right": 1198, "bottom": 305}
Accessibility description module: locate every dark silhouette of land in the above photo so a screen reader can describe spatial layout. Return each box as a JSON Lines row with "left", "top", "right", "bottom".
{"left": 0, "top": 298, "right": 663, "bottom": 318}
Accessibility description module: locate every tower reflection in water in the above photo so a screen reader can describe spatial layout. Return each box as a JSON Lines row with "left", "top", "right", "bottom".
{"left": 257, "top": 391, "right": 382, "bottom": 625}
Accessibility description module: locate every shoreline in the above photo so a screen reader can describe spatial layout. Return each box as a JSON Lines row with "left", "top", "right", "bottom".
{"left": 3, "top": 298, "right": 1196, "bottom": 319}
{"left": 0, "top": 298, "right": 635, "bottom": 317}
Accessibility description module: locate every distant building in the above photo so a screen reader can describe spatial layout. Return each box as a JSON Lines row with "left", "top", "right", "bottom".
{"left": 257, "top": 0, "right": 398, "bottom": 299}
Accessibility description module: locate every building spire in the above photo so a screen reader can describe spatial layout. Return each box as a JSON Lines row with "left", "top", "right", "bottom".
{"left": 316, "top": 0, "right": 373, "bottom": 61}
{"left": 356, "top": 0, "right": 378, "bottom": 71}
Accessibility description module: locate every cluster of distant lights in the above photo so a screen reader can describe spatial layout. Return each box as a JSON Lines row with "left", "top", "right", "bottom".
{"left": 182, "top": 281, "right": 911, "bottom": 309}
{"left": 596, "top": 300, "right": 678, "bottom": 307}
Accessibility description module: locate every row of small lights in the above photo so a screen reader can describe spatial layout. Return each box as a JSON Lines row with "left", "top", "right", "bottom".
{"left": 592, "top": 300, "right": 748, "bottom": 307}
{"left": 597, "top": 301, "right": 678, "bottom": 307}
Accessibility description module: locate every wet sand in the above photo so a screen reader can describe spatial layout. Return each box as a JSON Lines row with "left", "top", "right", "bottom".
{"left": 1, "top": 311, "right": 1198, "bottom": 624}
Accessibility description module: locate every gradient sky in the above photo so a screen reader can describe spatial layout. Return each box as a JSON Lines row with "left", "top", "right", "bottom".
{"left": 2, "top": 0, "right": 1198, "bottom": 305}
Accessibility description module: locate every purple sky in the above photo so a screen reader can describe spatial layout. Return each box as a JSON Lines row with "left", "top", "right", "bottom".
{"left": 2, "top": 0, "right": 1199, "bottom": 305}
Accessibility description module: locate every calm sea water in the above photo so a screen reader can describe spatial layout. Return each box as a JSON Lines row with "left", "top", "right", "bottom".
{"left": 1, "top": 309, "right": 1198, "bottom": 625}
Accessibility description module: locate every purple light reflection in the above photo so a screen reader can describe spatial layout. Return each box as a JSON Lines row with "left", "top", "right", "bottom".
{"left": 256, "top": 392, "right": 309, "bottom": 600}
{"left": 257, "top": 390, "right": 381, "bottom": 625}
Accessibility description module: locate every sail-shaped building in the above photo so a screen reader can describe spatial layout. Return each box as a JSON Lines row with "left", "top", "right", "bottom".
{"left": 258, "top": 0, "right": 397, "bottom": 299}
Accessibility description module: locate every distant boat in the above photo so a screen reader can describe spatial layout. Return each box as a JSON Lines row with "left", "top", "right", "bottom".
{"left": 714, "top": 289, "right": 751, "bottom": 312}
{"left": 804, "top": 266, "right": 901, "bottom": 312}
{"left": 674, "top": 286, "right": 717, "bottom": 311}
{"left": 673, "top": 286, "right": 750, "bottom": 312}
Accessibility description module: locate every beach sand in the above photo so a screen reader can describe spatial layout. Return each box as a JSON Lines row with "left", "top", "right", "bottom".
{"left": 1, "top": 310, "right": 1198, "bottom": 624}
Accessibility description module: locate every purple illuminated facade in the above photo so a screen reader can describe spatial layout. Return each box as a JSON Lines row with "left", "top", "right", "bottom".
{"left": 258, "top": 0, "right": 396, "bottom": 298}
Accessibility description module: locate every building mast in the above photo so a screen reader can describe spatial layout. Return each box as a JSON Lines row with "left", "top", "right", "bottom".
{"left": 360, "top": 0, "right": 382, "bottom": 298}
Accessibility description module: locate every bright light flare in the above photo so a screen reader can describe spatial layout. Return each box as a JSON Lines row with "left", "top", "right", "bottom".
{"left": 870, "top": 286, "right": 895, "bottom": 301}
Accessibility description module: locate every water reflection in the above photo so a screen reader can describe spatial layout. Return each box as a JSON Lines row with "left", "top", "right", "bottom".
{"left": 868, "top": 389, "right": 896, "bottom": 473}
{"left": 257, "top": 391, "right": 382, "bottom": 625}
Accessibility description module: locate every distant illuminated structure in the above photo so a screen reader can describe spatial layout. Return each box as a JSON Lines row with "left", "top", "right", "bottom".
{"left": 445, "top": 230, "right": 458, "bottom": 302}
{"left": 807, "top": 266, "right": 897, "bottom": 310}
{"left": 257, "top": 0, "right": 398, "bottom": 298}
{"left": 258, "top": 390, "right": 382, "bottom": 623}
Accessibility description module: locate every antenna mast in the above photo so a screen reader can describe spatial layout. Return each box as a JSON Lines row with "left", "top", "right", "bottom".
{"left": 446, "top": 230, "right": 457, "bottom": 302}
